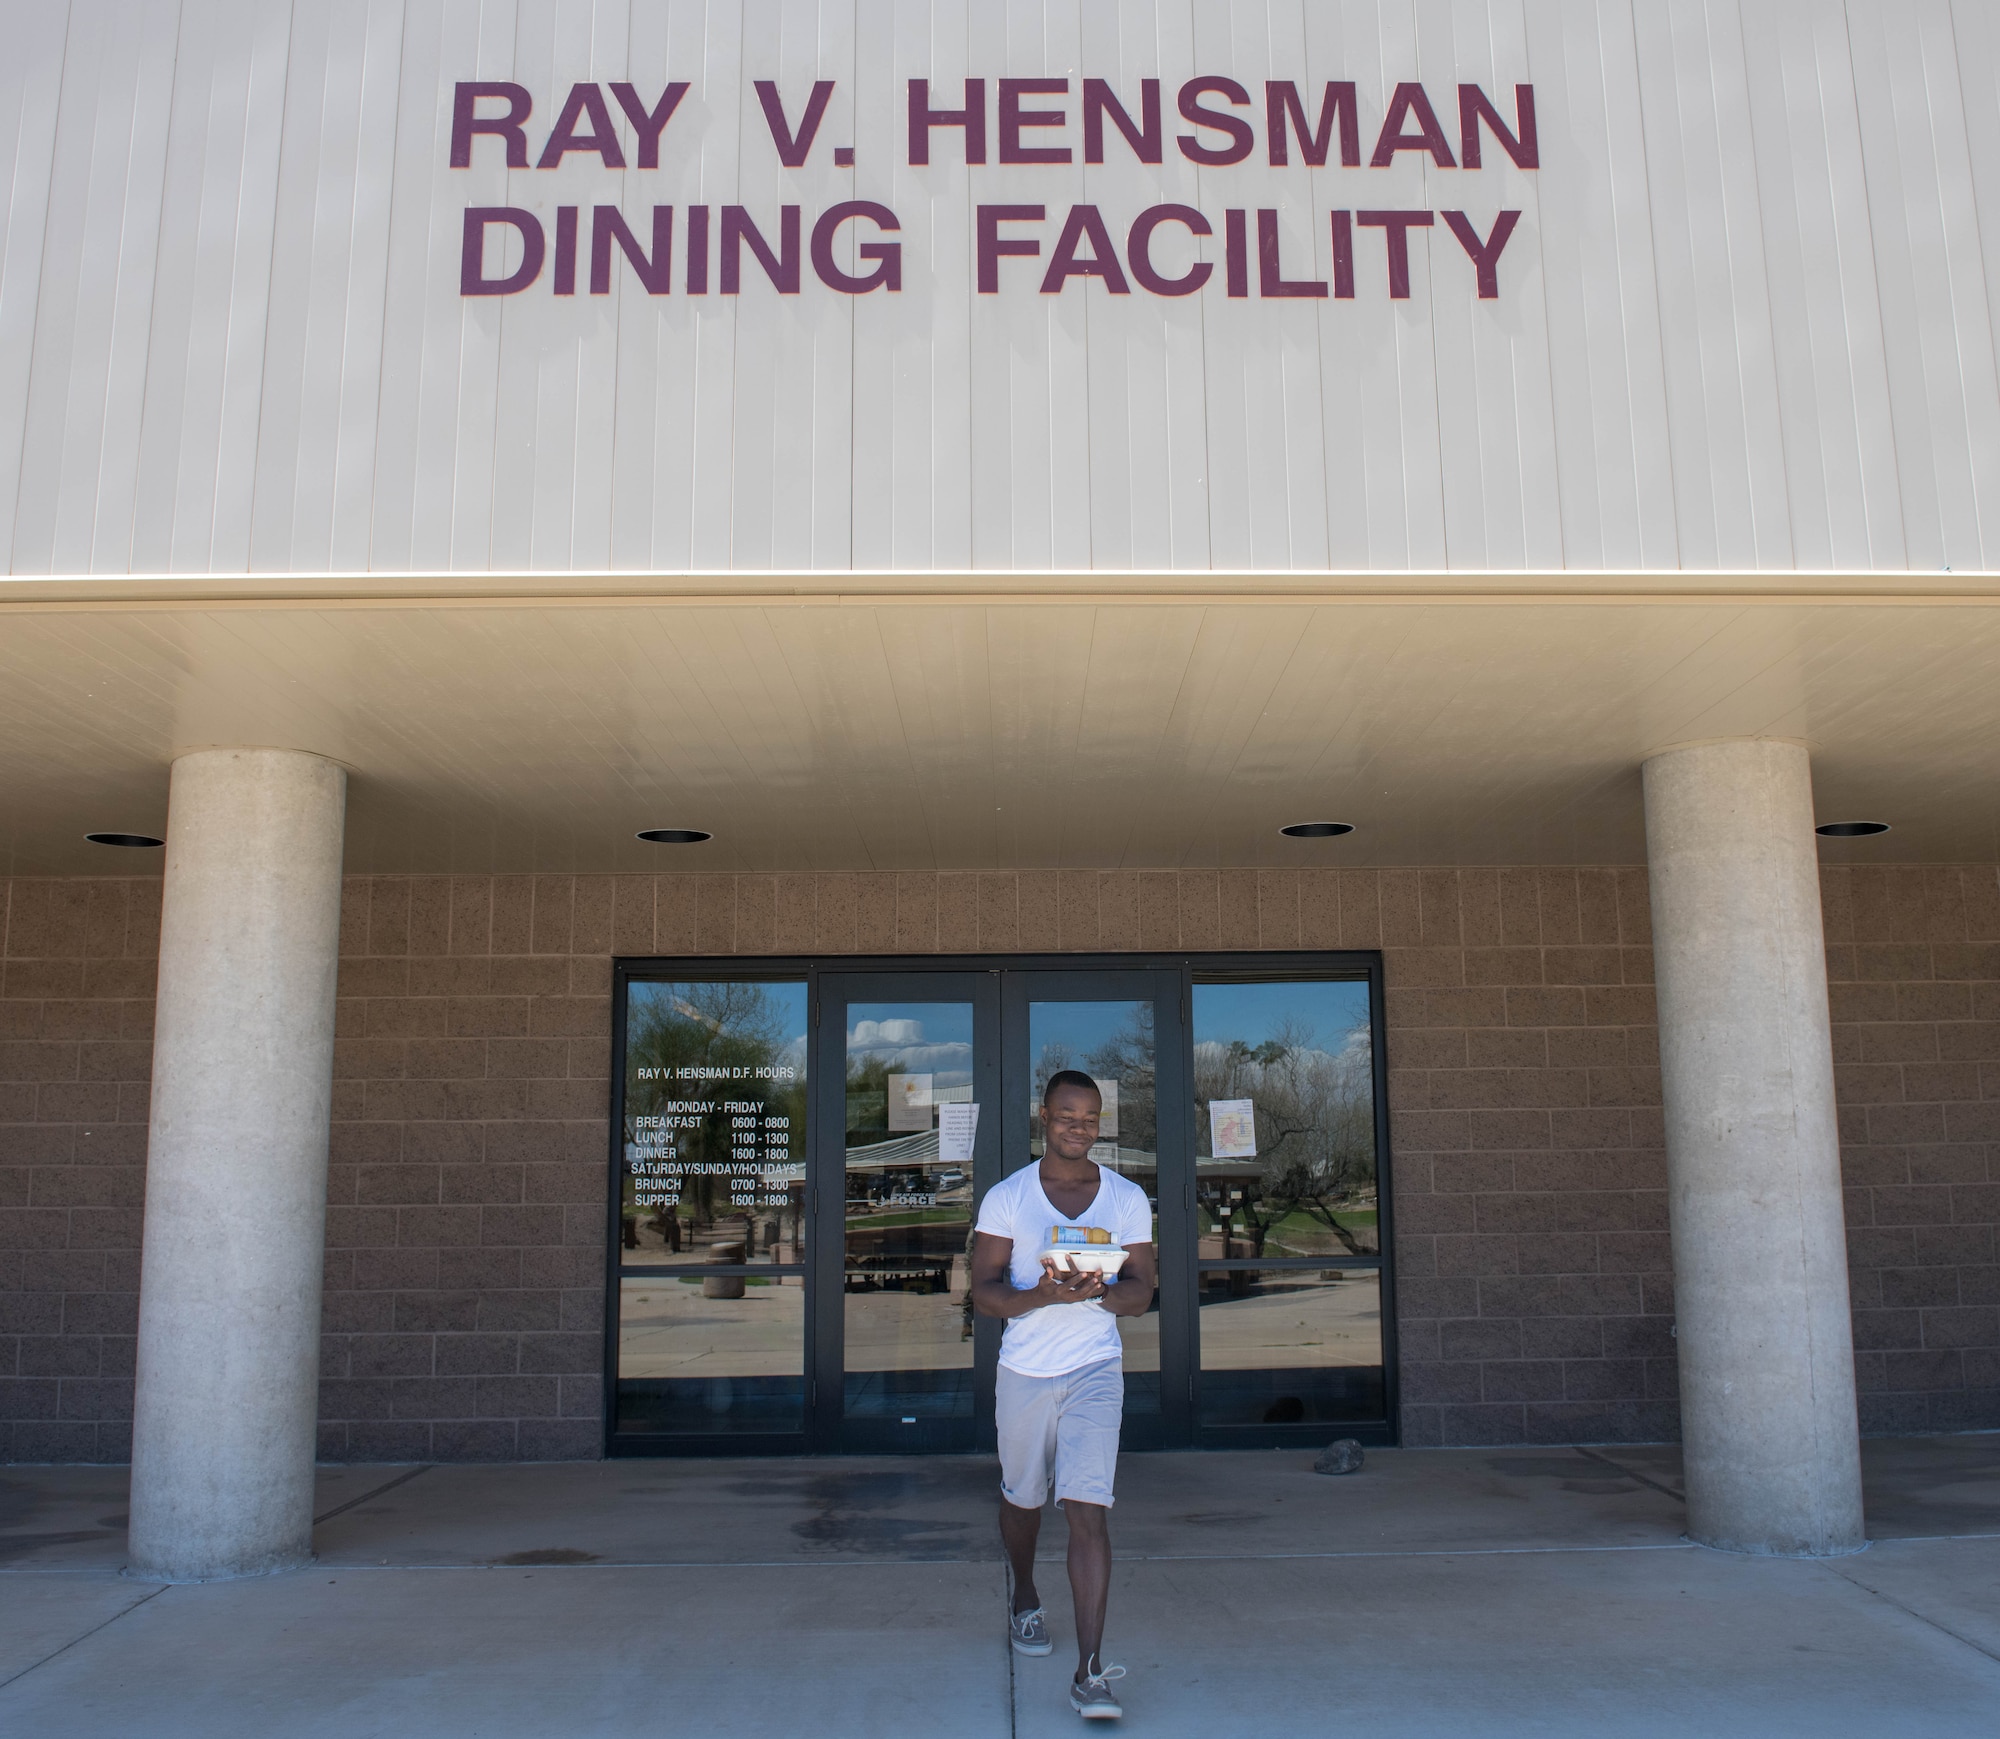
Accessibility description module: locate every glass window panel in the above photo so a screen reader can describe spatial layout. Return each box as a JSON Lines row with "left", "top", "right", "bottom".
{"left": 1190, "top": 980, "right": 1377, "bottom": 1261}
{"left": 616, "top": 1274, "right": 804, "bottom": 1434}
{"left": 843, "top": 1003, "right": 977, "bottom": 1418}
{"left": 1196, "top": 1269, "right": 1385, "bottom": 1426}
{"left": 1027, "top": 999, "right": 1161, "bottom": 1414}
{"left": 619, "top": 980, "right": 809, "bottom": 1269}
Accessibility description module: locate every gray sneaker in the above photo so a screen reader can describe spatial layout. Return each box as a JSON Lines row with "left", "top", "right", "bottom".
{"left": 1069, "top": 1658, "right": 1126, "bottom": 1719}
{"left": 1009, "top": 1605, "right": 1052, "bottom": 1656}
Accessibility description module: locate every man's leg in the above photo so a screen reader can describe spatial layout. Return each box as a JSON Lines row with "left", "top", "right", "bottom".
{"left": 1000, "top": 1497, "right": 1044, "bottom": 1614}
{"left": 996, "top": 1366, "right": 1056, "bottom": 1619}
{"left": 1050, "top": 1359, "right": 1125, "bottom": 1682}
{"left": 1062, "top": 1499, "right": 1111, "bottom": 1678}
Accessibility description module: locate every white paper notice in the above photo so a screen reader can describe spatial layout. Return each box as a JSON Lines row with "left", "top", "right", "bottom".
{"left": 1210, "top": 1099, "right": 1257, "bottom": 1159}
{"left": 938, "top": 1101, "right": 979, "bottom": 1164}
{"left": 887, "top": 1073, "right": 933, "bottom": 1131}
{"left": 1097, "top": 1079, "right": 1119, "bottom": 1138}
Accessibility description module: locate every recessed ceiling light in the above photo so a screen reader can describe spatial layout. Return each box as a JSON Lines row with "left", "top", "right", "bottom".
{"left": 85, "top": 832, "right": 164, "bottom": 849}
{"left": 636, "top": 828, "right": 712, "bottom": 845}
{"left": 1815, "top": 821, "right": 1890, "bottom": 838}
{"left": 1280, "top": 821, "right": 1355, "bottom": 839}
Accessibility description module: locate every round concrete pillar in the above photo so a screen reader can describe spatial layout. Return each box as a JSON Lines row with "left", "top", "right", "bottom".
{"left": 128, "top": 749, "right": 347, "bottom": 1580}
{"left": 1642, "top": 738, "right": 1864, "bottom": 1556}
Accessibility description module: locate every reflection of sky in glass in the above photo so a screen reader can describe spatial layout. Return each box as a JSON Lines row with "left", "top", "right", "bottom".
{"left": 1192, "top": 980, "right": 1370, "bottom": 1053}
{"left": 1028, "top": 1001, "right": 1143, "bottom": 1075}
{"left": 847, "top": 1003, "right": 973, "bottom": 1081}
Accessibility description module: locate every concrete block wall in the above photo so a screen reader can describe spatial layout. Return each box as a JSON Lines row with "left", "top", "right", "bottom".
{"left": 0, "top": 880, "right": 157, "bottom": 1462}
{"left": 2, "top": 865, "right": 1997, "bottom": 1460}
{"left": 1375, "top": 868, "right": 1672, "bottom": 1447}
{"left": 316, "top": 877, "right": 611, "bottom": 1462}
{"left": 1822, "top": 867, "right": 2000, "bottom": 1434}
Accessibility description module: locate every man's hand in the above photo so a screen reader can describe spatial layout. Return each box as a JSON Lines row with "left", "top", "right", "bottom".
{"left": 972, "top": 1232, "right": 1115, "bottom": 1320}
{"left": 1032, "top": 1259, "right": 1109, "bottom": 1306}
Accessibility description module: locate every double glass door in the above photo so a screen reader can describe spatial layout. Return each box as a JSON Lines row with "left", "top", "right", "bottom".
{"left": 609, "top": 957, "right": 1388, "bottom": 1455}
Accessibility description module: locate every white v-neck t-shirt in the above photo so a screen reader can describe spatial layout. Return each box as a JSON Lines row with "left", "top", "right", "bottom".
{"left": 975, "top": 1161, "right": 1154, "bottom": 1378}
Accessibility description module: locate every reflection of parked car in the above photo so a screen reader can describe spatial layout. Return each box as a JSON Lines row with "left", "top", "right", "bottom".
{"left": 844, "top": 1255, "right": 953, "bottom": 1295}
{"left": 846, "top": 1204, "right": 967, "bottom": 1284}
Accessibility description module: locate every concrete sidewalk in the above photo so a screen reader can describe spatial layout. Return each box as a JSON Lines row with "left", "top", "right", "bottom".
{"left": 2, "top": 1438, "right": 1998, "bottom": 1736}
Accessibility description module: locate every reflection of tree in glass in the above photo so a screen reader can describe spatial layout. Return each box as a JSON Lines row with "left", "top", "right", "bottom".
{"left": 845, "top": 1052, "right": 891, "bottom": 1139}
{"left": 1027, "top": 1042, "right": 1070, "bottom": 1157}
{"left": 1030, "top": 1040, "right": 1073, "bottom": 1102}
{"left": 1195, "top": 1016, "right": 1375, "bottom": 1256}
{"left": 1087, "top": 1005, "right": 1156, "bottom": 1154}
{"left": 624, "top": 981, "right": 805, "bottom": 1248}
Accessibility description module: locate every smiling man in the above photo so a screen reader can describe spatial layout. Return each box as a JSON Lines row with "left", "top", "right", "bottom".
{"left": 970, "top": 1069, "right": 1159, "bottom": 1720}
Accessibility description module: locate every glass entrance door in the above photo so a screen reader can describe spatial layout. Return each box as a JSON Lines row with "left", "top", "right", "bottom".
{"left": 815, "top": 973, "right": 1001, "bottom": 1452}
{"left": 1003, "top": 970, "right": 1191, "bottom": 1447}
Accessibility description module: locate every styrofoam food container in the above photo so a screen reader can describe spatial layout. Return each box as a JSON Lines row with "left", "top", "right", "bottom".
{"left": 1043, "top": 1246, "right": 1129, "bottom": 1277}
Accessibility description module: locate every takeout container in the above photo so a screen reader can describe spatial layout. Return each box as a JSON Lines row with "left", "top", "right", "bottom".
{"left": 1041, "top": 1227, "right": 1128, "bottom": 1277}
{"left": 1043, "top": 1245, "right": 1129, "bottom": 1277}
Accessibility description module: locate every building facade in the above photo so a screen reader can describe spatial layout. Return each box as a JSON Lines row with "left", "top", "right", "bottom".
{"left": 3, "top": 0, "right": 1999, "bottom": 1576}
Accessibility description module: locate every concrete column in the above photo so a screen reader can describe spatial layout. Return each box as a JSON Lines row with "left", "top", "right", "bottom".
{"left": 1642, "top": 738, "right": 1864, "bottom": 1556}
{"left": 128, "top": 749, "right": 347, "bottom": 1580}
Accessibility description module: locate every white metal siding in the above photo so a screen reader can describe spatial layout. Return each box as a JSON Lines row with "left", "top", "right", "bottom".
{"left": 1, "top": 0, "right": 1995, "bottom": 575}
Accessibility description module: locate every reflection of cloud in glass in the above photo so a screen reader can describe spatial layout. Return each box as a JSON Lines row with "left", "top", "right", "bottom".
{"left": 851, "top": 1039, "right": 974, "bottom": 1074}
{"left": 846, "top": 1005, "right": 976, "bottom": 1078}
{"left": 853, "top": 1018, "right": 924, "bottom": 1046}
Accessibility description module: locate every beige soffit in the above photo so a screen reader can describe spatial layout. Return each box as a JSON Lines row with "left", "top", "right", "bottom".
{"left": 2, "top": 576, "right": 1997, "bottom": 877}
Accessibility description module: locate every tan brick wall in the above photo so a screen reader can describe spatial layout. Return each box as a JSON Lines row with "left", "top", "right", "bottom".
{"left": 2, "top": 866, "right": 1997, "bottom": 1460}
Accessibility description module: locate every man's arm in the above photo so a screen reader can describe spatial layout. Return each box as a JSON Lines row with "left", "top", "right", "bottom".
{"left": 970, "top": 1230, "right": 1108, "bottom": 1319}
{"left": 1101, "top": 1242, "right": 1157, "bottom": 1318}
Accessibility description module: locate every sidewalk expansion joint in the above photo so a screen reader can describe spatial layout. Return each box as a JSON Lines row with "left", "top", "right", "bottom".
{"left": 0, "top": 1583, "right": 165, "bottom": 1695}
{"left": 313, "top": 1464, "right": 433, "bottom": 1527}
{"left": 1574, "top": 1445, "right": 1688, "bottom": 1502}
{"left": 1822, "top": 1557, "right": 2000, "bottom": 1669}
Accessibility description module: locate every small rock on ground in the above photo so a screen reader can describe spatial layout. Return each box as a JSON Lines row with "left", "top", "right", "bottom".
{"left": 1314, "top": 1439, "right": 1365, "bottom": 1475}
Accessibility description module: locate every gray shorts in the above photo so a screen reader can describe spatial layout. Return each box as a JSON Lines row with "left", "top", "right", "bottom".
{"left": 996, "top": 1356, "right": 1124, "bottom": 1510}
